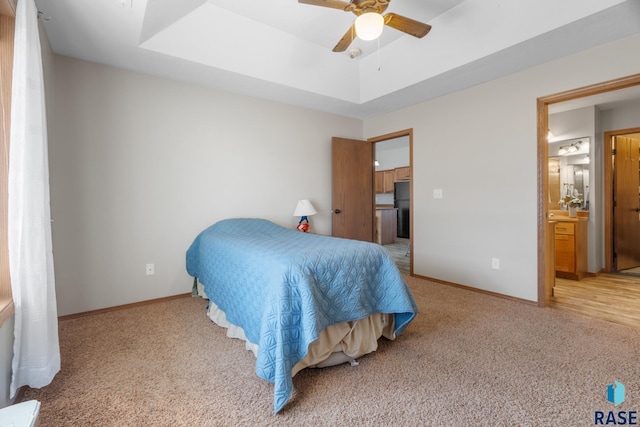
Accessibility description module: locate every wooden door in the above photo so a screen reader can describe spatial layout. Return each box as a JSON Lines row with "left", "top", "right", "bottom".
{"left": 613, "top": 136, "right": 640, "bottom": 270}
{"left": 331, "top": 137, "right": 374, "bottom": 241}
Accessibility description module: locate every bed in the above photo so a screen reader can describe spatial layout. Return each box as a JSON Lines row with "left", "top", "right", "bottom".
{"left": 185, "top": 218, "right": 418, "bottom": 412}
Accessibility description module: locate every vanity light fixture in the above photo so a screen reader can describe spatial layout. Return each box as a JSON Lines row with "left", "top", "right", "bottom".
{"left": 558, "top": 140, "right": 583, "bottom": 156}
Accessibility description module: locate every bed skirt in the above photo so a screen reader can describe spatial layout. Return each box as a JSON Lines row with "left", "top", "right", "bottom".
{"left": 197, "top": 281, "right": 395, "bottom": 375}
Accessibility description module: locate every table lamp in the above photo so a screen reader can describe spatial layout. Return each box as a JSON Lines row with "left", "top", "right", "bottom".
{"left": 293, "top": 199, "right": 317, "bottom": 232}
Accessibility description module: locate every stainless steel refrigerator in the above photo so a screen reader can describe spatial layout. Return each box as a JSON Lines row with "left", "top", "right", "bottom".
{"left": 394, "top": 182, "right": 410, "bottom": 238}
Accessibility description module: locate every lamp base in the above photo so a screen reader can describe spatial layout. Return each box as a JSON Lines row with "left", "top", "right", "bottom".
{"left": 296, "top": 216, "right": 310, "bottom": 232}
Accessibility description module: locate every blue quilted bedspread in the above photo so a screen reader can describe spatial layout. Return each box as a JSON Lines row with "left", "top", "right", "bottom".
{"left": 186, "top": 218, "right": 417, "bottom": 412}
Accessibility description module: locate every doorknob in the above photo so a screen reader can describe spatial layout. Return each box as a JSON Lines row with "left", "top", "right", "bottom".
{"left": 634, "top": 208, "right": 640, "bottom": 212}
{"left": 334, "top": 209, "right": 341, "bottom": 214}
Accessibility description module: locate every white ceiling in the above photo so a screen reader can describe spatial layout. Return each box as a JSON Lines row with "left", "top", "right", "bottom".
{"left": 35, "top": 0, "right": 640, "bottom": 119}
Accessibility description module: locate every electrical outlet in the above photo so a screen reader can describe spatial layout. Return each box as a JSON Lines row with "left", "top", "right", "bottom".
{"left": 433, "top": 189, "right": 443, "bottom": 199}
{"left": 491, "top": 258, "right": 500, "bottom": 270}
{"left": 146, "top": 263, "right": 155, "bottom": 276}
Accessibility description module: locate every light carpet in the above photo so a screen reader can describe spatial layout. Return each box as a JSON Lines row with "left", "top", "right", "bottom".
{"left": 17, "top": 276, "right": 640, "bottom": 426}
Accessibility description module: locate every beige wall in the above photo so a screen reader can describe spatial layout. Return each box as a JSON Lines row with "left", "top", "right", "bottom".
{"left": 47, "top": 31, "right": 640, "bottom": 314}
{"left": 49, "top": 56, "right": 362, "bottom": 315}
{"left": 363, "top": 33, "right": 640, "bottom": 301}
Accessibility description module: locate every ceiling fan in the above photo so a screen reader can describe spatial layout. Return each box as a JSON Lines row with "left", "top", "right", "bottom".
{"left": 298, "top": 0, "right": 432, "bottom": 53}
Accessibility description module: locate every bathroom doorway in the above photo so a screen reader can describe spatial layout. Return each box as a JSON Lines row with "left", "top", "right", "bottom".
{"left": 538, "top": 74, "right": 640, "bottom": 314}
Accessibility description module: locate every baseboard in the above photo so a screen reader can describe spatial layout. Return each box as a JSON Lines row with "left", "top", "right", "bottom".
{"left": 58, "top": 293, "right": 192, "bottom": 321}
{"left": 587, "top": 269, "right": 605, "bottom": 277}
{"left": 412, "top": 274, "right": 537, "bottom": 306}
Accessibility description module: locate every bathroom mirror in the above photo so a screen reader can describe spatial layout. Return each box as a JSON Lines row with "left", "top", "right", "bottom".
{"left": 548, "top": 137, "right": 590, "bottom": 211}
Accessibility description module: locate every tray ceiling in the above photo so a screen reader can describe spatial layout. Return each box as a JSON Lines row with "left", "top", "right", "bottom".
{"left": 35, "top": 0, "right": 640, "bottom": 118}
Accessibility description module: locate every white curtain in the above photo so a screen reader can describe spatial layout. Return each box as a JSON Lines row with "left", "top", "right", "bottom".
{"left": 8, "top": 0, "right": 60, "bottom": 397}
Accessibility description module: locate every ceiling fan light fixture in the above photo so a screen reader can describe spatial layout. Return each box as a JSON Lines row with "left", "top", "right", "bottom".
{"left": 355, "top": 12, "right": 384, "bottom": 41}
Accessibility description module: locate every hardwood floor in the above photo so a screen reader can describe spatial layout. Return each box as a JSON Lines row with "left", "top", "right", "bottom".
{"left": 551, "top": 273, "right": 640, "bottom": 329}
{"left": 384, "top": 234, "right": 638, "bottom": 328}
{"left": 383, "top": 238, "right": 410, "bottom": 275}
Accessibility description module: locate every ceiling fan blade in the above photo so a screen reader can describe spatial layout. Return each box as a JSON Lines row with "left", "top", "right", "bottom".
{"left": 298, "top": 0, "right": 353, "bottom": 11}
{"left": 384, "top": 13, "right": 432, "bottom": 38}
{"left": 332, "top": 24, "right": 356, "bottom": 52}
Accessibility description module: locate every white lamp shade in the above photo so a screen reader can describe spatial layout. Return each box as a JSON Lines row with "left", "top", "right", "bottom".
{"left": 293, "top": 199, "right": 317, "bottom": 217}
{"left": 355, "top": 12, "right": 384, "bottom": 41}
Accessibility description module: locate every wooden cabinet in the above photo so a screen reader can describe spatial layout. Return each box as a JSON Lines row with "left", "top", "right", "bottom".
{"left": 395, "top": 166, "right": 410, "bottom": 181}
{"left": 554, "top": 218, "right": 588, "bottom": 280}
{"left": 555, "top": 226, "right": 575, "bottom": 273}
{"left": 375, "top": 209, "right": 397, "bottom": 245}
{"left": 375, "top": 170, "right": 395, "bottom": 193}
{"left": 376, "top": 166, "right": 410, "bottom": 193}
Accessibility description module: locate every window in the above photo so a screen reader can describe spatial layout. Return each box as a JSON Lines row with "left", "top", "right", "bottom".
{"left": 0, "top": 13, "right": 15, "bottom": 327}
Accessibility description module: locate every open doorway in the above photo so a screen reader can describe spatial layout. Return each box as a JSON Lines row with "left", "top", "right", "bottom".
{"left": 370, "top": 130, "right": 413, "bottom": 276}
{"left": 605, "top": 129, "right": 640, "bottom": 275}
{"left": 538, "top": 74, "right": 640, "bottom": 305}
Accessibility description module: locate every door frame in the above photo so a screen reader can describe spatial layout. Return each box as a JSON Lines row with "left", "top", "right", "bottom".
{"left": 537, "top": 73, "right": 640, "bottom": 307}
{"left": 604, "top": 128, "right": 640, "bottom": 272}
{"left": 368, "top": 128, "right": 414, "bottom": 276}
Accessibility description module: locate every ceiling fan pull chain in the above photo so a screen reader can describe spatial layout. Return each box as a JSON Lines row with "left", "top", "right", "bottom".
{"left": 377, "top": 37, "right": 381, "bottom": 71}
